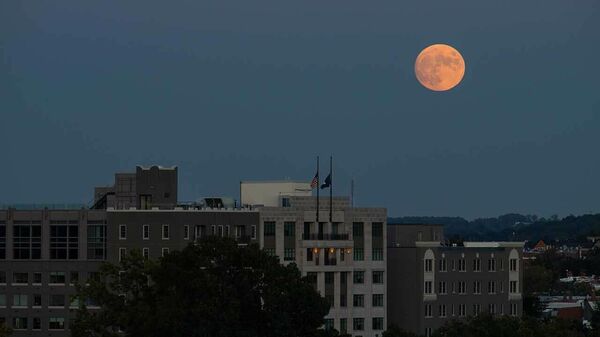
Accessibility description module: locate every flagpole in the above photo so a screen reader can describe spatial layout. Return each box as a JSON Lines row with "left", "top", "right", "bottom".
{"left": 316, "top": 156, "right": 320, "bottom": 224}
{"left": 329, "top": 155, "right": 333, "bottom": 223}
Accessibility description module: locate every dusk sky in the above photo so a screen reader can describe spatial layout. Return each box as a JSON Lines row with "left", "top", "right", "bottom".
{"left": 1, "top": 1, "right": 599, "bottom": 219}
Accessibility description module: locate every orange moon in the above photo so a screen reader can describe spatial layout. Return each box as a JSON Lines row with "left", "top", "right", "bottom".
{"left": 415, "top": 44, "right": 465, "bottom": 91}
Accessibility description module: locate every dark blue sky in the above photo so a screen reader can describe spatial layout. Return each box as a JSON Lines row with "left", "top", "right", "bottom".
{"left": 1, "top": 1, "right": 599, "bottom": 218}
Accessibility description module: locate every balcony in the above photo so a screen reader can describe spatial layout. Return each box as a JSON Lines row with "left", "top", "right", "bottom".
{"left": 302, "top": 233, "right": 350, "bottom": 240}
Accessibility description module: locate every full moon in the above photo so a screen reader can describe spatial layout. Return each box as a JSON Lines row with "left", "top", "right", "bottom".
{"left": 415, "top": 44, "right": 465, "bottom": 91}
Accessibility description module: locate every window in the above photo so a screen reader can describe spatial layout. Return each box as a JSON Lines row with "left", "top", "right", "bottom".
{"left": 340, "top": 318, "right": 347, "bottom": 334}
{"left": 143, "top": 225, "right": 150, "bottom": 240}
{"left": 33, "top": 272, "right": 42, "bottom": 284}
{"left": 473, "top": 258, "right": 481, "bottom": 272}
{"left": 458, "top": 281, "right": 466, "bottom": 294}
{"left": 372, "top": 222, "right": 383, "bottom": 237}
{"left": 372, "top": 294, "right": 384, "bottom": 307}
{"left": 49, "top": 317, "right": 65, "bottom": 330}
{"left": 488, "top": 281, "right": 496, "bottom": 294}
{"left": 33, "top": 294, "right": 41, "bottom": 307}
{"left": 488, "top": 258, "right": 496, "bottom": 271}
{"left": 489, "top": 303, "right": 497, "bottom": 315}
{"left": 500, "top": 259, "right": 505, "bottom": 271}
{"left": 162, "top": 225, "right": 170, "bottom": 239}
{"left": 0, "top": 294, "right": 5, "bottom": 307}
{"left": 183, "top": 225, "right": 189, "bottom": 240}
{"left": 119, "top": 225, "right": 127, "bottom": 240}
{"left": 0, "top": 225, "right": 4, "bottom": 259}
{"left": 426, "top": 328, "right": 432, "bottom": 337}
{"left": 284, "top": 222, "right": 295, "bottom": 237}
{"left": 143, "top": 248, "right": 149, "bottom": 259}
{"left": 439, "top": 304, "right": 447, "bottom": 317}
{"left": 458, "top": 258, "right": 466, "bottom": 272}
{"left": 13, "top": 294, "right": 28, "bottom": 307}
{"left": 49, "top": 272, "right": 66, "bottom": 285}
{"left": 473, "top": 304, "right": 481, "bottom": 316}
{"left": 33, "top": 317, "right": 41, "bottom": 330}
{"left": 510, "top": 258, "right": 518, "bottom": 271}
{"left": 162, "top": 248, "right": 170, "bottom": 257}
{"left": 49, "top": 294, "right": 65, "bottom": 307}
{"left": 281, "top": 197, "right": 291, "bottom": 207}
{"left": 306, "top": 248, "right": 313, "bottom": 261}
{"left": 324, "top": 319, "right": 334, "bottom": 330}
{"left": 251, "top": 225, "right": 257, "bottom": 239}
{"left": 353, "top": 318, "right": 364, "bottom": 331}
{"left": 70, "top": 271, "right": 79, "bottom": 285}
{"left": 353, "top": 248, "right": 364, "bottom": 261}
{"left": 425, "top": 259, "right": 433, "bottom": 272}
{"left": 372, "top": 317, "right": 384, "bottom": 330}
{"left": 473, "top": 281, "right": 481, "bottom": 294}
{"left": 211, "top": 225, "right": 216, "bottom": 236}
{"left": 425, "top": 304, "right": 433, "bottom": 317}
{"left": 87, "top": 225, "right": 107, "bottom": 260}
{"left": 424, "top": 281, "right": 433, "bottom": 294}
{"left": 70, "top": 296, "right": 80, "bottom": 308}
{"left": 225, "top": 225, "right": 230, "bottom": 237}
{"left": 0, "top": 271, "right": 5, "bottom": 284}
{"left": 439, "top": 281, "right": 447, "bottom": 294}
{"left": 13, "top": 272, "right": 28, "bottom": 284}
{"left": 50, "top": 225, "right": 79, "bottom": 259}
{"left": 373, "top": 271, "right": 384, "bottom": 284}
{"left": 510, "top": 281, "right": 518, "bottom": 293}
{"left": 13, "top": 317, "right": 27, "bottom": 330}
{"left": 119, "top": 248, "right": 126, "bottom": 262}
{"left": 264, "top": 248, "right": 275, "bottom": 257}
{"left": 458, "top": 304, "right": 466, "bottom": 317}
{"left": 372, "top": 248, "right": 383, "bottom": 261}
{"left": 439, "top": 259, "right": 447, "bottom": 272}
{"left": 353, "top": 294, "right": 364, "bottom": 307}
{"left": 264, "top": 222, "right": 276, "bottom": 236}
{"left": 353, "top": 271, "right": 364, "bottom": 284}
{"left": 13, "top": 224, "right": 42, "bottom": 259}
{"left": 353, "top": 222, "right": 364, "bottom": 237}
{"left": 284, "top": 249, "right": 295, "bottom": 261}
{"left": 510, "top": 303, "right": 518, "bottom": 316}
{"left": 218, "top": 225, "right": 224, "bottom": 237}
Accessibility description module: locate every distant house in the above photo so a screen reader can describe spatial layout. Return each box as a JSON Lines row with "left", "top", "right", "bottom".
{"left": 534, "top": 240, "right": 550, "bottom": 252}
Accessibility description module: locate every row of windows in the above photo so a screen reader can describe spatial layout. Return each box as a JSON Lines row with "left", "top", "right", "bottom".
{"left": 0, "top": 294, "right": 78, "bottom": 308}
{"left": 323, "top": 317, "right": 384, "bottom": 333}
{"left": 0, "top": 271, "right": 77, "bottom": 285}
{"left": 424, "top": 303, "right": 519, "bottom": 318}
{"left": 312, "top": 270, "right": 385, "bottom": 285}
{"left": 119, "top": 224, "right": 257, "bottom": 241}
{"left": 424, "top": 280, "right": 520, "bottom": 295}
{"left": 425, "top": 257, "right": 519, "bottom": 272}
{"left": 353, "top": 248, "right": 384, "bottom": 261}
{"left": 0, "top": 225, "right": 106, "bottom": 261}
{"left": 118, "top": 247, "right": 170, "bottom": 261}
{"left": 351, "top": 294, "right": 385, "bottom": 307}
{"left": 2, "top": 316, "right": 66, "bottom": 330}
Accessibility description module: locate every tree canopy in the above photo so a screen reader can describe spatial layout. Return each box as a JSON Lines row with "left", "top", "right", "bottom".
{"left": 71, "top": 237, "right": 331, "bottom": 337}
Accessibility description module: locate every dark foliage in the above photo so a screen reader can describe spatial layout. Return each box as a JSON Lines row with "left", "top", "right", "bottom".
{"left": 71, "top": 237, "right": 331, "bottom": 337}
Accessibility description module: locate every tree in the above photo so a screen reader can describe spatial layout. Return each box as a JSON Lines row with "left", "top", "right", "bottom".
{"left": 72, "top": 237, "right": 330, "bottom": 337}
{"left": 382, "top": 324, "right": 422, "bottom": 337}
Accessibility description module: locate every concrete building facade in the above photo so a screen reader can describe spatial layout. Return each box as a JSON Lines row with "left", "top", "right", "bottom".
{"left": 387, "top": 224, "right": 525, "bottom": 337}
{"left": 245, "top": 182, "right": 388, "bottom": 337}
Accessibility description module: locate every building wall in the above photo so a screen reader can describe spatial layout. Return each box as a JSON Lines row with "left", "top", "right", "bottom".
{"left": 387, "top": 225, "right": 524, "bottom": 337}
{"left": 257, "top": 196, "right": 387, "bottom": 337}
{"left": 240, "top": 181, "right": 312, "bottom": 207}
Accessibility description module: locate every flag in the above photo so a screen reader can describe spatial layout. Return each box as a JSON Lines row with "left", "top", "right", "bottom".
{"left": 310, "top": 172, "right": 319, "bottom": 189}
{"left": 320, "top": 173, "right": 331, "bottom": 189}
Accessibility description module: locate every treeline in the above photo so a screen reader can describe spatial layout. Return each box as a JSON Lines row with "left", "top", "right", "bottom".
{"left": 389, "top": 213, "right": 600, "bottom": 243}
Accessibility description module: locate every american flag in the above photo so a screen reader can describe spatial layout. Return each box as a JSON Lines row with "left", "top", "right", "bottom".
{"left": 310, "top": 172, "right": 319, "bottom": 189}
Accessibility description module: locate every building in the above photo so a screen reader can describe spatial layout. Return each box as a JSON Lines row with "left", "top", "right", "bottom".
{"left": 0, "top": 166, "right": 259, "bottom": 336}
{"left": 0, "top": 168, "right": 387, "bottom": 337}
{"left": 242, "top": 181, "right": 388, "bottom": 337}
{"left": 387, "top": 224, "right": 524, "bottom": 337}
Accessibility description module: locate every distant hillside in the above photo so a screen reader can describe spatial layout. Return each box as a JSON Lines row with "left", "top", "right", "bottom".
{"left": 388, "top": 213, "right": 600, "bottom": 243}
